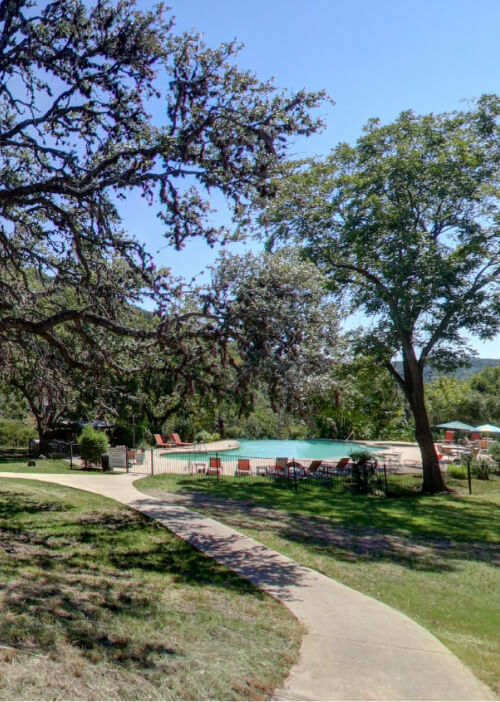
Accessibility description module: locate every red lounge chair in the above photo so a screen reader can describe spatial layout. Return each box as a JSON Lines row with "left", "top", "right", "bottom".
{"left": 171, "top": 432, "right": 195, "bottom": 447}
{"left": 333, "top": 456, "right": 351, "bottom": 475}
{"left": 207, "top": 456, "right": 222, "bottom": 475}
{"left": 235, "top": 458, "right": 251, "bottom": 476}
{"left": 265, "top": 457, "right": 288, "bottom": 477}
{"left": 154, "top": 434, "right": 174, "bottom": 448}
{"left": 444, "top": 430, "right": 455, "bottom": 443}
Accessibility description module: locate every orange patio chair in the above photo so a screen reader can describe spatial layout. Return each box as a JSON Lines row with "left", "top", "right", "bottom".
{"left": 154, "top": 434, "right": 174, "bottom": 448}
{"left": 171, "top": 432, "right": 195, "bottom": 447}
{"left": 444, "top": 430, "right": 455, "bottom": 443}
{"left": 207, "top": 456, "right": 222, "bottom": 475}
{"left": 235, "top": 458, "right": 251, "bottom": 476}
{"left": 333, "top": 456, "right": 351, "bottom": 475}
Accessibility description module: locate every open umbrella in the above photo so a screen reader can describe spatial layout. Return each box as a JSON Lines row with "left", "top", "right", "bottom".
{"left": 472, "top": 424, "right": 500, "bottom": 434}
{"left": 435, "top": 421, "right": 475, "bottom": 431}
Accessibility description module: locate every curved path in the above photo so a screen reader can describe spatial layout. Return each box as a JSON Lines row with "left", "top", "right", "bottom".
{"left": 0, "top": 471, "right": 494, "bottom": 701}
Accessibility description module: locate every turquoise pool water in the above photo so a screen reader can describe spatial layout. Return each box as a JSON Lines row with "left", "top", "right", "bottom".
{"left": 165, "top": 439, "right": 379, "bottom": 460}
{"left": 223, "top": 439, "right": 378, "bottom": 459}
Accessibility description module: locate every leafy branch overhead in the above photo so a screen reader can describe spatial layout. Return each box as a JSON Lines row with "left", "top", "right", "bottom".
{"left": 0, "top": 0, "right": 326, "bottom": 361}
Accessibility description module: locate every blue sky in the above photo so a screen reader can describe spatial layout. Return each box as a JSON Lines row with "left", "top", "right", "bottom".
{"left": 130, "top": 0, "right": 500, "bottom": 357}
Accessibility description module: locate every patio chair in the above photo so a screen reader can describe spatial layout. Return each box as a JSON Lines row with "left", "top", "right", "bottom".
{"left": 235, "top": 458, "right": 251, "bottom": 476}
{"left": 332, "top": 456, "right": 351, "bottom": 476}
{"left": 444, "top": 430, "right": 455, "bottom": 443}
{"left": 154, "top": 434, "right": 174, "bottom": 448}
{"left": 478, "top": 439, "right": 490, "bottom": 455}
{"left": 207, "top": 456, "right": 222, "bottom": 475}
{"left": 303, "top": 459, "right": 324, "bottom": 477}
{"left": 171, "top": 432, "right": 196, "bottom": 447}
{"left": 266, "top": 457, "right": 288, "bottom": 478}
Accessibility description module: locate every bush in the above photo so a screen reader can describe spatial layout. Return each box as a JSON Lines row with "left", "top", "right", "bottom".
{"left": 78, "top": 424, "right": 108, "bottom": 468}
{"left": 194, "top": 430, "right": 221, "bottom": 443}
{"left": 470, "top": 459, "right": 490, "bottom": 480}
{"left": 447, "top": 463, "right": 467, "bottom": 480}
{"left": 0, "top": 419, "right": 37, "bottom": 448}
{"left": 348, "top": 450, "right": 377, "bottom": 494}
{"left": 488, "top": 441, "right": 500, "bottom": 464}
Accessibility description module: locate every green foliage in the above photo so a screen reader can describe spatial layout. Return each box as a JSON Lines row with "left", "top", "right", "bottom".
{"left": 194, "top": 430, "right": 221, "bottom": 443}
{"left": 447, "top": 464, "right": 468, "bottom": 480}
{"left": 312, "top": 350, "right": 410, "bottom": 440}
{"left": 77, "top": 424, "right": 108, "bottom": 468}
{"left": 489, "top": 441, "right": 500, "bottom": 464}
{"left": 0, "top": 419, "right": 37, "bottom": 448}
{"left": 348, "top": 450, "right": 377, "bottom": 494}
{"left": 112, "top": 418, "right": 148, "bottom": 448}
{"left": 470, "top": 460, "right": 490, "bottom": 480}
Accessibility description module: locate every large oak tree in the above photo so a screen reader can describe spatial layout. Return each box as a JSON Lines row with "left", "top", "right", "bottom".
{"left": 0, "top": 0, "right": 325, "bottom": 371}
{"left": 263, "top": 96, "right": 500, "bottom": 493}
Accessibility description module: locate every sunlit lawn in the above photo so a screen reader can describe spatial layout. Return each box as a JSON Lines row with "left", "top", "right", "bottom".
{"left": 137, "top": 472, "right": 500, "bottom": 697}
{"left": 0, "top": 478, "right": 301, "bottom": 700}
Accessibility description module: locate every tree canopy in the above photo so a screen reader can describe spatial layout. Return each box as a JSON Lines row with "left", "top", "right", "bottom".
{"left": 263, "top": 96, "right": 500, "bottom": 492}
{"left": 0, "top": 0, "right": 325, "bottom": 369}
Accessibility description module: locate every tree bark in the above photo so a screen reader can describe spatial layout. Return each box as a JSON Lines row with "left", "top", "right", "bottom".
{"left": 400, "top": 354, "right": 447, "bottom": 493}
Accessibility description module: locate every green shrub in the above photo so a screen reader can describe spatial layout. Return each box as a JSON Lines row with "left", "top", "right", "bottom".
{"left": 348, "top": 450, "right": 377, "bottom": 494}
{"left": 470, "top": 460, "right": 490, "bottom": 480}
{"left": 447, "top": 463, "right": 467, "bottom": 480}
{"left": 78, "top": 424, "right": 108, "bottom": 468}
{"left": 194, "top": 430, "right": 221, "bottom": 443}
{"left": 0, "top": 419, "right": 37, "bottom": 448}
{"left": 488, "top": 441, "right": 500, "bottom": 464}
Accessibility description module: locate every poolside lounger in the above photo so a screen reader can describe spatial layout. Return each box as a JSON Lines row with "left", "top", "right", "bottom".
{"left": 154, "top": 434, "right": 175, "bottom": 448}
{"left": 207, "top": 456, "right": 222, "bottom": 475}
{"left": 171, "top": 432, "right": 196, "bottom": 447}
{"left": 235, "top": 458, "right": 251, "bottom": 476}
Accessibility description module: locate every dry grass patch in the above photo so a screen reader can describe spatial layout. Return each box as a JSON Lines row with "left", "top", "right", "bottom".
{"left": 0, "top": 479, "right": 301, "bottom": 700}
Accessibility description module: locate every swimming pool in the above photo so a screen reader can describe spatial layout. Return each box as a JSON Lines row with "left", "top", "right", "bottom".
{"left": 189, "top": 439, "right": 378, "bottom": 460}
{"left": 222, "top": 439, "right": 378, "bottom": 459}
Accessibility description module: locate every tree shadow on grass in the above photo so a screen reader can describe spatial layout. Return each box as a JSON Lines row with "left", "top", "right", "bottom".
{"left": 0, "top": 492, "right": 285, "bottom": 671}
{"left": 0, "top": 571, "right": 178, "bottom": 668}
{"left": 151, "top": 475, "right": 500, "bottom": 543}
{"left": 156, "top": 491, "right": 500, "bottom": 574}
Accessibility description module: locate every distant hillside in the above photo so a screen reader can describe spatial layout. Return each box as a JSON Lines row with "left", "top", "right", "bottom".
{"left": 394, "top": 358, "right": 500, "bottom": 383}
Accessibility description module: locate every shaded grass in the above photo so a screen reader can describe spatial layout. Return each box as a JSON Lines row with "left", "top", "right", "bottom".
{"left": 0, "top": 457, "right": 95, "bottom": 473}
{"left": 0, "top": 479, "right": 301, "bottom": 700}
{"left": 137, "top": 473, "right": 500, "bottom": 696}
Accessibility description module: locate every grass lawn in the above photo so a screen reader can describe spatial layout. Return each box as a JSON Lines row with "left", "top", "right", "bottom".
{"left": 0, "top": 478, "right": 301, "bottom": 700}
{"left": 0, "top": 457, "right": 91, "bottom": 473}
{"left": 137, "top": 473, "right": 500, "bottom": 698}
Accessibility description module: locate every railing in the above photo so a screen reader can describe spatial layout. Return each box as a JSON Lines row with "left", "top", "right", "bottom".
{"left": 139, "top": 450, "right": 429, "bottom": 496}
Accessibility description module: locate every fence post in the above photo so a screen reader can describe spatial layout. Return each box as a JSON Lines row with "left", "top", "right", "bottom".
{"left": 383, "top": 463, "right": 389, "bottom": 496}
{"left": 216, "top": 452, "right": 219, "bottom": 484}
{"left": 467, "top": 455, "right": 472, "bottom": 495}
{"left": 69, "top": 442, "right": 73, "bottom": 470}
{"left": 151, "top": 448, "right": 154, "bottom": 476}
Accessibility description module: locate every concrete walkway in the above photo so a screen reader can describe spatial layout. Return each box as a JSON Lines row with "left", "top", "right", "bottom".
{"left": 0, "top": 471, "right": 495, "bottom": 701}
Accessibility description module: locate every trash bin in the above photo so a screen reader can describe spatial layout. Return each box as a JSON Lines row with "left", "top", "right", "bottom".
{"left": 101, "top": 453, "right": 110, "bottom": 471}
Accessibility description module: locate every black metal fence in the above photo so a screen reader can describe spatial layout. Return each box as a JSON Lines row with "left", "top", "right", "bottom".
{"left": 142, "top": 450, "right": 426, "bottom": 497}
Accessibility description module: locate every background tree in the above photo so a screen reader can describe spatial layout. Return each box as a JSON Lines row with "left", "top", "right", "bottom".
{"left": 263, "top": 96, "right": 500, "bottom": 492}
{"left": 110, "top": 249, "right": 342, "bottom": 442}
{"left": 207, "top": 249, "right": 342, "bottom": 418}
